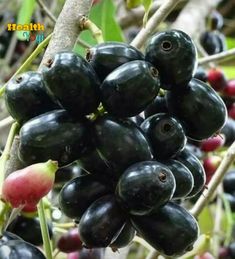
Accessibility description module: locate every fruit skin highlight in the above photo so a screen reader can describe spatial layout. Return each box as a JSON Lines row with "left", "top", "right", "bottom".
{"left": 2, "top": 160, "right": 58, "bottom": 208}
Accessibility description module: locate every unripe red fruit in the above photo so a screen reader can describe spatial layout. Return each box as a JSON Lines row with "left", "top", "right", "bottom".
{"left": 57, "top": 228, "right": 83, "bottom": 253}
{"left": 224, "top": 80, "right": 235, "bottom": 96}
{"left": 2, "top": 160, "right": 58, "bottom": 208}
{"left": 203, "top": 156, "right": 221, "bottom": 184}
{"left": 200, "top": 135, "right": 224, "bottom": 152}
{"left": 228, "top": 103, "right": 235, "bottom": 120}
{"left": 207, "top": 68, "right": 227, "bottom": 91}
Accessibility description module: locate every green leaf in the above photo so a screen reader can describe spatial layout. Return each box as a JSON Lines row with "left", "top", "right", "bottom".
{"left": 16, "top": 0, "right": 36, "bottom": 40}
{"left": 221, "top": 66, "right": 235, "bottom": 80}
{"left": 126, "top": 0, "right": 142, "bottom": 8}
{"left": 226, "top": 37, "right": 235, "bottom": 50}
{"left": 198, "top": 206, "right": 214, "bottom": 234}
{"left": 74, "top": 0, "right": 125, "bottom": 56}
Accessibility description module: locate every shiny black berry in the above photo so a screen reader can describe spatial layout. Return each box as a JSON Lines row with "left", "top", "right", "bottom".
{"left": 0, "top": 240, "right": 46, "bottom": 259}
{"left": 86, "top": 42, "right": 144, "bottom": 82}
{"left": 145, "top": 29, "right": 197, "bottom": 89}
{"left": 131, "top": 202, "right": 199, "bottom": 256}
{"left": 110, "top": 221, "right": 136, "bottom": 249}
{"left": 59, "top": 175, "right": 111, "bottom": 220}
{"left": 176, "top": 149, "right": 206, "bottom": 197}
{"left": 116, "top": 161, "right": 175, "bottom": 215}
{"left": 141, "top": 113, "right": 186, "bottom": 159}
{"left": 43, "top": 51, "right": 100, "bottom": 117}
{"left": 7, "top": 216, "right": 52, "bottom": 246}
{"left": 223, "top": 170, "right": 235, "bottom": 195}
{"left": 194, "top": 66, "right": 208, "bottom": 82}
{"left": 18, "top": 110, "right": 92, "bottom": 166}
{"left": 93, "top": 115, "right": 153, "bottom": 174}
{"left": 144, "top": 96, "right": 168, "bottom": 119}
{"left": 100, "top": 61, "right": 160, "bottom": 117}
{"left": 79, "top": 195, "right": 127, "bottom": 248}
{"left": 166, "top": 78, "right": 227, "bottom": 140}
{"left": 164, "top": 159, "right": 194, "bottom": 199}
{"left": 5, "top": 72, "right": 59, "bottom": 124}
{"left": 200, "top": 31, "right": 226, "bottom": 55}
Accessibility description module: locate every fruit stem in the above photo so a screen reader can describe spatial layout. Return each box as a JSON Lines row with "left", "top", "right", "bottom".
{"left": 45, "top": 160, "right": 59, "bottom": 176}
{"left": 0, "top": 122, "right": 19, "bottom": 194}
{"left": 38, "top": 199, "right": 53, "bottom": 259}
{"left": 0, "top": 33, "right": 53, "bottom": 97}
{"left": 191, "top": 141, "right": 235, "bottom": 218}
{"left": 83, "top": 18, "right": 104, "bottom": 44}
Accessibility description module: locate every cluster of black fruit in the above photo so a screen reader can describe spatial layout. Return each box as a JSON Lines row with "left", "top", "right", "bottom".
{"left": 4, "top": 29, "right": 227, "bottom": 257}
{"left": 200, "top": 10, "right": 226, "bottom": 55}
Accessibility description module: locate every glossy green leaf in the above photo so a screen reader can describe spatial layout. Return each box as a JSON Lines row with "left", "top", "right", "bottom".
{"left": 16, "top": 0, "right": 36, "bottom": 40}
{"left": 74, "top": 0, "right": 124, "bottom": 56}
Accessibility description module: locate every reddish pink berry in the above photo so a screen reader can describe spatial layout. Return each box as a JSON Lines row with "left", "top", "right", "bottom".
{"left": 207, "top": 68, "right": 227, "bottom": 91}
{"left": 2, "top": 160, "right": 58, "bottom": 208}
{"left": 203, "top": 155, "right": 221, "bottom": 184}
{"left": 200, "top": 135, "right": 224, "bottom": 152}
{"left": 67, "top": 252, "right": 79, "bottom": 259}
{"left": 57, "top": 228, "right": 83, "bottom": 253}
{"left": 224, "top": 80, "right": 235, "bottom": 96}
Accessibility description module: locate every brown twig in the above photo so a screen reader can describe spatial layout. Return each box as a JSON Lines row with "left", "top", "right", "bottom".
{"left": 39, "top": 0, "right": 93, "bottom": 70}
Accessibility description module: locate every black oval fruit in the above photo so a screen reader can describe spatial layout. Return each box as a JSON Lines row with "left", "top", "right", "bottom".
{"left": 7, "top": 216, "right": 52, "bottom": 246}
{"left": 131, "top": 202, "right": 199, "bottom": 256}
{"left": 43, "top": 51, "right": 100, "bottom": 117}
{"left": 163, "top": 159, "right": 194, "bottom": 199}
{"left": 144, "top": 96, "right": 168, "bottom": 119}
{"left": 0, "top": 240, "right": 46, "bottom": 259}
{"left": 176, "top": 149, "right": 206, "bottom": 197}
{"left": 86, "top": 42, "right": 144, "bottom": 82}
{"left": 93, "top": 116, "right": 153, "bottom": 174}
{"left": 145, "top": 29, "right": 197, "bottom": 89}
{"left": 141, "top": 113, "right": 186, "bottom": 159}
{"left": 200, "top": 31, "right": 226, "bottom": 55}
{"left": 208, "top": 10, "right": 223, "bottom": 30}
{"left": 18, "top": 110, "right": 91, "bottom": 166}
{"left": 5, "top": 72, "right": 59, "bottom": 124}
{"left": 79, "top": 148, "right": 116, "bottom": 183}
{"left": 79, "top": 195, "right": 126, "bottom": 248}
{"left": 100, "top": 60, "right": 160, "bottom": 117}
{"left": 54, "top": 163, "right": 84, "bottom": 190}
{"left": 0, "top": 232, "right": 21, "bottom": 246}
{"left": 59, "top": 174, "right": 111, "bottom": 220}
{"left": 110, "top": 221, "right": 136, "bottom": 249}
{"left": 166, "top": 78, "right": 227, "bottom": 140}
{"left": 221, "top": 118, "right": 235, "bottom": 146}
{"left": 116, "top": 161, "right": 175, "bottom": 215}
{"left": 194, "top": 66, "right": 208, "bottom": 82}
{"left": 223, "top": 170, "right": 235, "bottom": 195}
